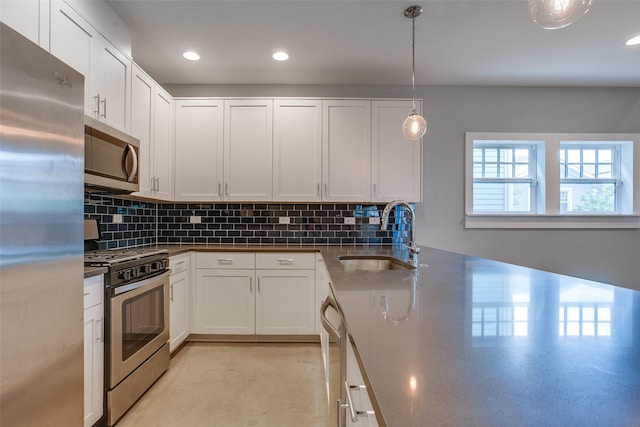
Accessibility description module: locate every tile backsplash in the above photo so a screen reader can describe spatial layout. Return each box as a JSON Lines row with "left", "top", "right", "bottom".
{"left": 85, "top": 194, "right": 410, "bottom": 249}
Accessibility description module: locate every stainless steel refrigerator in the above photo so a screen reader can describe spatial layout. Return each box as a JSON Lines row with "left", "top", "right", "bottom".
{"left": 0, "top": 22, "right": 85, "bottom": 426}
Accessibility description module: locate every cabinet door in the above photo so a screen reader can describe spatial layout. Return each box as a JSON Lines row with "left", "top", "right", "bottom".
{"left": 174, "top": 99, "right": 224, "bottom": 201}
{"left": 193, "top": 269, "right": 255, "bottom": 334}
{"left": 50, "top": 1, "right": 95, "bottom": 116}
{"left": 83, "top": 304, "right": 103, "bottom": 427}
{"left": 93, "top": 35, "right": 130, "bottom": 132}
{"left": 223, "top": 100, "right": 273, "bottom": 200}
{"left": 256, "top": 270, "right": 315, "bottom": 335}
{"left": 273, "top": 99, "right": 322, "bottom": 201}
{"left": 0, "top": 0, "right": 43, "bottom": 46}
{"left": 372, "top": 100, "right": 422, "bottom": 202}
{"left": 130, "top": 64, "right": 154, "bottom": 197}
{"left": 322, "top": 100, "right": 371, "bottom": 201}
{"left": 152, "top": 88, "right": 173, "bottom": 200}
{"left": 169, "top": 269, "right": 189, "bottom": 352}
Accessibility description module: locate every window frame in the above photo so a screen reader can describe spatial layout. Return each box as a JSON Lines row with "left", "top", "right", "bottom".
{"left": 465, "top": 132, "right": 640, "bottom": 229}
{"left": 472, "top": 142, "right": 538, "bottom": 214}
{"left": 559, "top": 143, "right": 620, "bottom": 214}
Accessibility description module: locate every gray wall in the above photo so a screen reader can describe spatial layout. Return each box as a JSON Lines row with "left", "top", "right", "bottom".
{"left": 165, "top": 84, "right": 640, "bottom": 290}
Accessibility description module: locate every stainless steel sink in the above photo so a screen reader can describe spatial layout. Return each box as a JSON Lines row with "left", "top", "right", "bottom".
{"left": 339, "top": 255, "right": 416, "bottom": 271}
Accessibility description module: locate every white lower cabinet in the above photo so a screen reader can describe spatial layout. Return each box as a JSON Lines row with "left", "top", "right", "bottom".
{"left": 193, "top": 252, "right": 316, "bottom": 335}
{"left": 83, "top": 274, "right": 104, "bottom": 427}
{"left": 256, "top": 269, "right": 315, "bottom": 334}
{"left": 194, "top": 268, "right": 256, "bottom": 334}
{"left": 169, "top": 253, "right": 190, "bottom": 352}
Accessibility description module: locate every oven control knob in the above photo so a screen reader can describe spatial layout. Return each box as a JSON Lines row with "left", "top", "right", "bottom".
{"left": 118, "top": 269, "right": 131, "bottom": 281}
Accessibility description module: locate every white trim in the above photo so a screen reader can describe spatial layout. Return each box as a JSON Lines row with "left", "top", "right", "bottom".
{"left": 465, "top": 132, "right": 640, "bottom": 229}
{"left": 465, "top": 214, "right": 640, "bottom": 229}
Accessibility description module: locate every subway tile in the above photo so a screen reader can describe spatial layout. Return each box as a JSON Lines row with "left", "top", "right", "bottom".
{"left": 85, "top": 195, "right": 408, "bottom": 249}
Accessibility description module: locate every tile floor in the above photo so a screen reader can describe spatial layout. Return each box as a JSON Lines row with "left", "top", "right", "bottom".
{"left": 117, "top": 342, "right": 334, "bottom": 427}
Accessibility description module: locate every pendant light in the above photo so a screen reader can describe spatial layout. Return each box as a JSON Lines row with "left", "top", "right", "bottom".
{"left": 402, "top": 5, "right": 427, "bottom": 141}
{"left": 529, "top": 0, "right": 593, "bottom": 30}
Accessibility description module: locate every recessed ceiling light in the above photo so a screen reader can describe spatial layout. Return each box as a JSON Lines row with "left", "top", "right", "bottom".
{"left": 183, "top": 51, "right": 200, "bottom": 61}
{"left": 626, "top": 35, "right": 640, "bottom": 46}
{"left": 272, "top": 51, "right": 289, "bottom": 61}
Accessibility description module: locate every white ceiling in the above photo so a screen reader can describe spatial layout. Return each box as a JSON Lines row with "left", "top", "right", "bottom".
{"left": 108, "top": 0, "right": 640, "bottom": 87}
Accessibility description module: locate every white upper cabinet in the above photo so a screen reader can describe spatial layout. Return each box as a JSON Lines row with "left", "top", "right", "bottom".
{"left": 131, "top": 64, "right": 173, "bottom": 200}
{"left": 223, "top": 100, "right": 273, "bottom": 201}
{"left": 50, "top": 1, "right": 95, "bottom": 116}
{"left": 93, "top": 35, "right": 130, "bottom": 132}
{"left": 0, "top": 0, "right": 48, "bottom": 47}
{"left": 273, "top": 99, "right": 323, "bottom": 201}
{"left": 371, "top": 100, "right": 423, "bottom": 202}
{"left": 50, "top": 1, "right": 130, "bottom": 132}
{"left": 174, "top": 99, "right": 224, "bottom": 201}
{"left": 322, "top": 100, "right": 372, "bottom": 201}
{"left": 152, "top": 88, "right": 173, "bottom": 200}
{"left": 130, "top": 64, "right": 154, "bottom": 197}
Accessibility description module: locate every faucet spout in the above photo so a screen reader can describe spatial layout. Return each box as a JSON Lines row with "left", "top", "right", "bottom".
{"left": 380, "top": 200, "right": 420, "bottom": 261}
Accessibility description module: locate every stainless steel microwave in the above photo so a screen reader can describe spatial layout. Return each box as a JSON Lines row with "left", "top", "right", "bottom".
{"left": 84, "top": 115, "right": 139, "bottom": 193}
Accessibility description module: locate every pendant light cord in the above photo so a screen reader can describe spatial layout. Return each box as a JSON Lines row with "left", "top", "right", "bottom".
{"left": 411, "top": 15, "right": 416, "bottom": 113}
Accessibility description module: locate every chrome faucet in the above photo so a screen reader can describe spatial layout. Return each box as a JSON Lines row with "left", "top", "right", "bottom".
{"left": 381, "top": 200, "right": 420, "bottom": 263}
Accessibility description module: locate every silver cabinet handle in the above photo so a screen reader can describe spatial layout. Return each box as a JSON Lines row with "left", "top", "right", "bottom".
{"left": 101, "top": 97, "right": 107, "bottom": 118}
{"left": 84, "top": 291, "right": 90, "bottom": 296}
{"left": 373, "top": 183, "right": 377, "bottom": 197}
{"left": 156, "top": 177, "right": 160, "bottom": 192}
{"left": 217, "top": 258, "right": 233, "bottom": 265}
{"left": 320, "top": 296, "right": 341, "bottom": 342}
{"left": 225, "top": 183, "right": 229, "bottom": 196}
{"left": 170, "top": 284, "right": 174, "bottom": 302}
{"left": 317, "top": 183, "right": 320, "bottom": 197}
{"left": 218, "top": 182, "right": 222, "bottom": 197}
{"left": 249, "top": 277, "right": 253, "bottom": 293}
{"left": 97, "top": 318, "right": 104, "bottom": 343}
{"left": 94, "top": 94, "right": 101, "bottom": 116}
{"left": 277, "top": 258, "right": 294, "bottom": 265}
{"left": 257, "top": 277, "right": 261, "bottom": 293}
{"left": 324, "top": 183, "right": 328, "bottom": 197}
{"left": 344, "top": 381, "right": 375, "bottom": 422}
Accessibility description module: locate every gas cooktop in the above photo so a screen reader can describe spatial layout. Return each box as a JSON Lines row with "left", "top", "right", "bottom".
{"left": 84, "top": 248, "right": 168, "bottom": 266}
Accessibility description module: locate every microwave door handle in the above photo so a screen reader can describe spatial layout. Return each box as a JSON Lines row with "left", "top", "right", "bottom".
{"left": 124, "top": 144, "right": 138, "bottom": 183}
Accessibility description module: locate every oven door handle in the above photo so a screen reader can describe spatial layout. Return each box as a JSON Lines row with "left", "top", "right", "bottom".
{"left": 113, "top": 270, "right": 170, "bottom": 295}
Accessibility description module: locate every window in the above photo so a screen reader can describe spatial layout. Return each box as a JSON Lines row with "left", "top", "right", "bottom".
{"left": 472, "top": 143, "right": 537, "bottom": 213}
{"left": 465, "top": 133, "right": 639, "bottom": 229}
{"left": 559, "top": 144, "right": 619, "bottom": 213}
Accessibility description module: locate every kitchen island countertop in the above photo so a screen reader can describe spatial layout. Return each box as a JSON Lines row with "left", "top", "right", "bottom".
{"left": 319, "top": 245, "right": 640, "bottom": 427}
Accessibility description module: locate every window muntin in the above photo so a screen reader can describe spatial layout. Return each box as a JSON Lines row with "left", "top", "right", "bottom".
{"left": 472, "top": 143, "right": 536, "bottom": 213}
{"left": 559, "top": 144, "right": 620, "bottom": 213}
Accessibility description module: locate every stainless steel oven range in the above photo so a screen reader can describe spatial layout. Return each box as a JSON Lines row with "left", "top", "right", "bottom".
{"left": 85, "top": 248, "right": 170, "bottom": 426}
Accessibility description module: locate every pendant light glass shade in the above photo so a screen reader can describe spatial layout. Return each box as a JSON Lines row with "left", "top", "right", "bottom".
{"left": 529, "top": 0, "right": 593, "bottom": 30}
{"left": 403, "top": 111, "right": 427, "bottom": 141}
{"left": 402, "top": 5, "right": 427, "bottom": 141}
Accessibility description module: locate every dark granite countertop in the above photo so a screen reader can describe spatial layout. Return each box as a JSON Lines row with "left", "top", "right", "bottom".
{"left": 320, "top": 245, "right": 640, "bottom": 427}
{"left": 84, "top": 266, "right": 107, "bottom": 279}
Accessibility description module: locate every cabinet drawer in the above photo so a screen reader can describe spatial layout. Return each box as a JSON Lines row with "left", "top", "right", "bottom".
{"left": 84, "top": 275, "right": 103, "bottom": 309}
{"left": 169, "top": 254, "right": 189, "bottom": 274}
{"left": 256, "top": 252, "right": 316, "bottom": 270}
{"left": 196, "top": 252, "right": 255, "bottom": 269}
